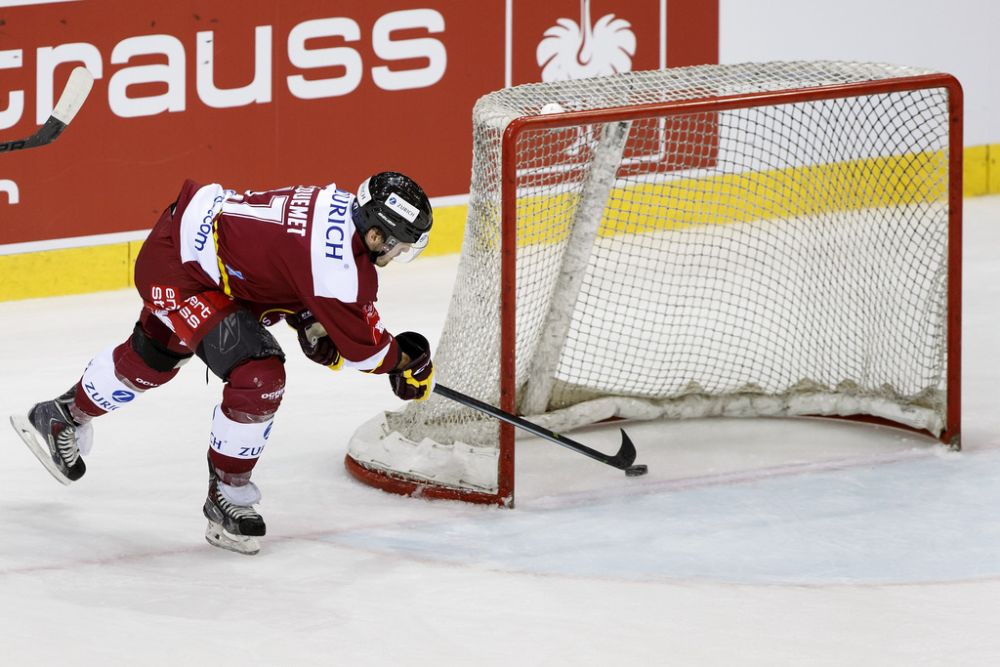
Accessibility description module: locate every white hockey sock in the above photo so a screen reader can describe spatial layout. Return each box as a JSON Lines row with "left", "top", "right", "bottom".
{"left": 79, "top": 345, "right": 141, "bottom": 415}
{"left": 209, "top": 405, "right": 273, "bottom": 462}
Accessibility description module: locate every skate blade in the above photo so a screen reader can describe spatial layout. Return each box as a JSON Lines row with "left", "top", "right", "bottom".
{"left": 205, "top": 520, "right": 260, "bottom": 556}
{"left": 9, "top": 414, "right": 72, "bottom": 486}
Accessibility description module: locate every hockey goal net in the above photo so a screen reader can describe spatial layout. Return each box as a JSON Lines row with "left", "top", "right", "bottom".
{"left": 346, "top": 61, "right": 962, "bottom": 506}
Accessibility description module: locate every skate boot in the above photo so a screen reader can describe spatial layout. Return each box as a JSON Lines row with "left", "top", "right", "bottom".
{"left": 203, "top": 465, "right": 266, "bottom": 556}
{"left": 9, "top": 387, "right": 92, "bottom": 485}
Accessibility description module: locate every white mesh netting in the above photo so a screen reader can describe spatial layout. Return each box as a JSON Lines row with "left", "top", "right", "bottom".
{"left": 348, "top": 61, "right": 956, "bottom": 496}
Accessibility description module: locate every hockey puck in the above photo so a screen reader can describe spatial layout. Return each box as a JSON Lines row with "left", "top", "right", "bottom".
{"left": 625, "top": 464, "right": 648, "bottom": 477}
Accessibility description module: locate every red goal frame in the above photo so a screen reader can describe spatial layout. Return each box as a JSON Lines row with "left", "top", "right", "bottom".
{"left": 346, "top": 73, "right": 963, "bottom": 507}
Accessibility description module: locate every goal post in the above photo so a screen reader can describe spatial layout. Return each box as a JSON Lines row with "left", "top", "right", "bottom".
{"left": 346, "top": 62, "right": 963, "bottom": 507}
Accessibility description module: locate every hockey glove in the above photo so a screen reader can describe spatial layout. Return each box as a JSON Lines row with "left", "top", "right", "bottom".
{"left": 389, "top": 331, "right": 435, "bottom": 401}
{"left": 286, "top": 311, "right": 343, "bottom": 370}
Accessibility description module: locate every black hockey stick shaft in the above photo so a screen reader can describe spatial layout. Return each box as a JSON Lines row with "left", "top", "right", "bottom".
{"left": 0, "top": 116, "right": 66, "bottom": 152}
{"left": 433, "top": 383, "right": 637, "bottom": 470}
{"left": 0, "top": 67, "right": 93, "bottom": 153}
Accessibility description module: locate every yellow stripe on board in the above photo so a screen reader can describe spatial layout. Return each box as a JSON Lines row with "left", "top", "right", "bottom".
{"left": 991, "top": 146, "right": 1000, "bottom": 195}
{"left": 964, "top": 145, "right": 989, "bottom": 196}
{"left": 515, "top": 150, "right": 950, "bottom": 245}
{"left": 424, "top": 203, "right": 466, "bottom": 256}
{"left": 0, "top": 145, "right": 997, "bottom": 304}
{"left": 127, "top": 239, "right": 144, "bottom": 287}
{"left": 0, "top": 242, "right": 133, "bottom": 301}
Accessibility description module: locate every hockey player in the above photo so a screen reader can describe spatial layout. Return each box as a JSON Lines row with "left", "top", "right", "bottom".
{"left": 9, "top": 172, "right": 435, "bottom": 555}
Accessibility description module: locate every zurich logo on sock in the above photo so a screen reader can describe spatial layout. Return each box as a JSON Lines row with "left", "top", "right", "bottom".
{"left": 112, "top": 390, "right": 136, "bottom": 403}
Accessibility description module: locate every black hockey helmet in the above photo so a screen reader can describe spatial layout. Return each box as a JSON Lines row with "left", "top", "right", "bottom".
{"left": 352, "top": 172, "right": 433, "bottom": 262}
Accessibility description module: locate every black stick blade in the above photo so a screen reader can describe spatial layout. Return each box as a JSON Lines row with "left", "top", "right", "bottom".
{"left": 606, "top": 428, "right": 637, "bottom": 469}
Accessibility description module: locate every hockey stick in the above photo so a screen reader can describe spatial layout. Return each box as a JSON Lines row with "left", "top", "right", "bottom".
{"left": 0, "top": 67, "right": 94, "bottom": 153}
{"left": 434, "top": 383, "right": 648, "bottom": 476}
{"left": 300, "top": 322, "right": 648, "bottom": 475}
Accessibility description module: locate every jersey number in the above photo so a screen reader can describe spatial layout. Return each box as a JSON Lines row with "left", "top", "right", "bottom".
{"left": 223, "top": 193, "right": 289, "bottom": 226}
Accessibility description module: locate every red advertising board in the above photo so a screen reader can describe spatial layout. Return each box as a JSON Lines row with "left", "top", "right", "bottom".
{"left": 0, "top": 0, "right": 717, "bottom": 246}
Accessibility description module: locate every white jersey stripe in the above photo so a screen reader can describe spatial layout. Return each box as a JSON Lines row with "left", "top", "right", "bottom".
{"left": 178, "top": 184, "right": 229, "bottom": 287}
{"left": 341, "top": 343, "right": 392, "bottom": 372}
{"left": 309, "top": 185, "right": 360, "bottom": 302}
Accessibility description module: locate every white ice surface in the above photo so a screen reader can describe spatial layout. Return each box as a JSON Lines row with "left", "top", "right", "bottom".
{"left": 2, "top": 196, "right": 1000, "bottom": 665}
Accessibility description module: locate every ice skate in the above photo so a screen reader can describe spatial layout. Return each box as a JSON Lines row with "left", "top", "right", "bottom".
{"left": 203, "top": 472, "right": 266, "bottom": 556}
{"left": 10, "top": 387, "right": 92, "bottom": 485}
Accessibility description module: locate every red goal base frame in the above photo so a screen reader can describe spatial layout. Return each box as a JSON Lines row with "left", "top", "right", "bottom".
{"left": 344, "top": 454, "right": 505, "bottom": 505}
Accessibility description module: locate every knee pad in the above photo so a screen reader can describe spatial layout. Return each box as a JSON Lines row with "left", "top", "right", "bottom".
{"left": 197, "top": 310, "right": 285, "bottom": 381}
{"left": 223, "top": 357, "right": 286, "bottom": 418}
{"left": 75, "top": 336, "right": 187, "bottom": 418}
{"left": 129, "top": 322, "right": 193, "bottom": 373}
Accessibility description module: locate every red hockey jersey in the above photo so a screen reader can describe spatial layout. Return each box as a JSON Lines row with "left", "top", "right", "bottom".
{"left": 172, "top": 180, "right": 400, "bottom": 373}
